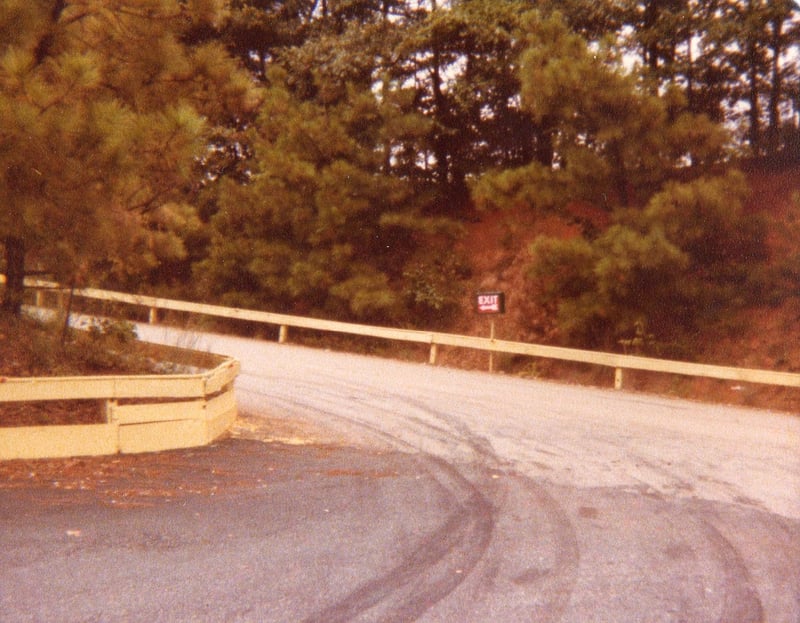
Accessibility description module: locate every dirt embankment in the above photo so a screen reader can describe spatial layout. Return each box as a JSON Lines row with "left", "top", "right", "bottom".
{"left": 445, "top": 167, "right": 800, "bottom": 414}
{"left": 4, "top": 168, "right": 800, "bottom": 422}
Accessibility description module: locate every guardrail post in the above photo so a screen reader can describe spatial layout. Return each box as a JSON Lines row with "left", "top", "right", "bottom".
{"left": 488, "top": 319, "right": 495, "bottom": 373}
{"left": 429, "top": 342, "right": 438, "bottom": 365}
{"left": 35, "top": 289, "right": 43, "bottom": 307}
{"left": 279, "top": 325, "right": 289, "bottom": 344}
{"left": 148, "top": 307, "right": 158, "bottom": 324}
{"left": 104, "top": 399, "right": 118, "bottom": 423}
{"left": 614, "top": 368, "right": 624, "bottom": 390}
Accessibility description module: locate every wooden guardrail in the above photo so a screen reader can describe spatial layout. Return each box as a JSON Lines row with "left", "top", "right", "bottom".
{"left": 16, "top": 278, "right": 800, "bottom": 393}
{"left": 0, "top": 345, "right": 240, "bottom": 460}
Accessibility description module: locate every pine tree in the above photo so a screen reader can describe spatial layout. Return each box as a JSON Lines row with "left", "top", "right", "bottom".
{"left": 620, "top": 0, "right": 800, "bottom": 159}
{"left": 472, "top": 10, "right": 729, "bottom": 215}
{"left": 469, "top": 10, "right": 766, "bottom": 348}
{"left": 0, "top": 1, "right": 259, "bottom": 312}
{"left": 527, "top": 172, "right": 767, "bottom": 349}
{"left": 197, "top": 72, "right": 453, "bottom": 321}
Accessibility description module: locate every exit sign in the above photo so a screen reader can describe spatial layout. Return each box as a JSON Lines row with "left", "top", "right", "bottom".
{"left": 475, "top": 291, "right": 505, "bottom": 314}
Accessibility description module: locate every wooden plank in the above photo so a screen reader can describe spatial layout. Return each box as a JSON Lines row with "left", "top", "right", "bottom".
{"left": 203, "top": 359, "right": 240, "bottom": 395}
{"left": 0, "top": 375, "right": 205, "bottom": 403}
{"left": 205, "top": 393, "right": 237, "bottom": 442}
{"left": 40, "top": 280, "right": 432, "bottom": 346}
{"left": 0, "top": 377, "right": 121, "bottom": 402}
{"left": 204, "top": 390, "right": 236, "bottom": 422}
{"left": 0, "top": 424, "right": 118, "bottom": 460}
{"left": 475, "top": 337, "right": 800, "bottom": 388}
{"left": 110, "top": 375, "right": 205, "bottom": 399}
{"left": 110, "top": 400, "right": 204, "bottom": 425}
{"left": 118, "top": 419, "right": 207, "bottom": 454}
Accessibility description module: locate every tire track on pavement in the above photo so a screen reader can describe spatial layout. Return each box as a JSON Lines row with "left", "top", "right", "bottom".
{"left": 300, "top": 454, "right": 494, "bottom": 623}
{"left": 142, "top": 329, "right": 800, "bottom": 621}
{"left": 256, "top": 379, "right": 583, "bottom": 621}
{"left": 238, "top": 379, "right": 499, "bottom": 621}
{"left": 692, "top": 507, "right": 765, "bottom": 623}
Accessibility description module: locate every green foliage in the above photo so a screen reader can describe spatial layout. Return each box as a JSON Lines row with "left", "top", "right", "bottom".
{"left": 60, "top": 317, "right": 142, "bottom": 372}
{"left": 329, "top": 272, "right": 398, "bottom": 321}
{"left": 0, "top": 1, "right": 259, "bottom": 302}
{"left": 527, "top": 172, "right": 768, "bottom": 350}
{"left": 395, "top": 0, "right": 535, "bottom": 196}
{"left": 83, "top": 317, "right": 139, "bottom": 346}
{"left": 636, "top": 172, "right": 767, "bottom": 285}
{"left": 195, "top": 73, "right": 456, "bottom": 322}
{"left": 11, "top": 313, "right": 143, "bottom": 374}
{"left": 622, "top": 0, "right": 800, "bottom": 158}
{"left": 3, "top": 0, "right": 796, "bottom": 337}
{"left": 402, "top": 254, "right": 471, "bottom": 327}
{"left": 473, "top": 10, "right": 731, "bottom": 215}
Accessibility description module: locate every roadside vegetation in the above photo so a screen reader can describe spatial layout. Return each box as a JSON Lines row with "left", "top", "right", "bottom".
{"left": 0, "top": 314, "right": 145, "bottom": 377}
{"left": 2, "top": 1, "right": 800, "bottom": 413}
{"left": 0, "top": 313, "right": 174, "bottom": 426}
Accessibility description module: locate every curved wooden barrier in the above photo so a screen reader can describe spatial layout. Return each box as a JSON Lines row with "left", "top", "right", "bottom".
{"left": 31, "top": 279, "right": 800, "bottom": 393}
{"left": 0, "top": 356, "right": 239, "bottom": 460}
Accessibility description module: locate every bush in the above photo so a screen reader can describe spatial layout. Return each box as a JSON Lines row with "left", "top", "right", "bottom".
{"left": 66, "top": 317, "right": 143, "bottom": 372}
{"left": 526, "top": 171, "right": 769, "bottom": 350}
{"left": 402, "top": 254, "right": 471, "bottom": 327}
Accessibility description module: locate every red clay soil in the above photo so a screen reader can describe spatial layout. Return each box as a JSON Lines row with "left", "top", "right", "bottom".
{"left": 448, "top": 166, "right": 800, "bottom": 415}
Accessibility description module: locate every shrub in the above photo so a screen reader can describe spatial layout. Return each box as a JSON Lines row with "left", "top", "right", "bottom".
{"left": 526, "top": 171, "right": 768, "bottom": 350}
{"left": 66, "top": 317, "right": 143, "bottom": 372}
{"left": 402, "top": 254, "right": 471, "bottom": 327}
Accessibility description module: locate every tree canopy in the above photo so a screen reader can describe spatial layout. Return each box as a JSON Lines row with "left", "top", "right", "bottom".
{"left": 0, "top": 0, "right": 258, "bottom": 311}
{"left": 2, "top": 0, "right": 797, "bottom": 345}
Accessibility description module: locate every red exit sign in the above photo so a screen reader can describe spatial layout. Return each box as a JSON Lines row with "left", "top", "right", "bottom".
{"left": 475, "top": 291, "right": 505, "bottom": 314}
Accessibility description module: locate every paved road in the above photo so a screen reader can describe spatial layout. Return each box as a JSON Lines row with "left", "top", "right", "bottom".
{"left": 3, "top": 325, "right": 800, "bottom": 622}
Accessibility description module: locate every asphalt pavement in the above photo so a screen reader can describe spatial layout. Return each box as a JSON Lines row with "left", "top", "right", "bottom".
{"left": 2, "top": 325, "right": 799, "bottom": 622}
{"left": 2, "top": 438, "right": 471, "bottom": 622}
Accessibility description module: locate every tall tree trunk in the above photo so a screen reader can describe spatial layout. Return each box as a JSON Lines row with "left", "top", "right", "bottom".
{"left": 534, "top": 115, "right": 556, "bottom": 168}
{"left": 747, "top": 41, "right": 762, "bottom": 156}
{"left": 431, "top": 55, "right": 450, "bottom": 196}
{"left": 2, "top": 236, "right": 25, "bottom": 316}
{"left": 767, "top": 15, "right": 783, "bottom": 158}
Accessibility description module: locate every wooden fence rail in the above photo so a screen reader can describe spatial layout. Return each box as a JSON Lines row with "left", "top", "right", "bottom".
{"left": 0, "top": 356, "right": 239, "bottom": 460}
{"left": 14, "top": 278, "right": 800, "bottom": 393}
{"left": 0, "top": 276, "right": 240, "bottom": 459}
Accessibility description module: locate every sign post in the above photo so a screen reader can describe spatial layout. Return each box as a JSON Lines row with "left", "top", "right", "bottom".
{"left": 489, "top": 317, "right": 496, "bottom": 373}
{"left": 475, "top": 292, "right": 505, "bottom": 372}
